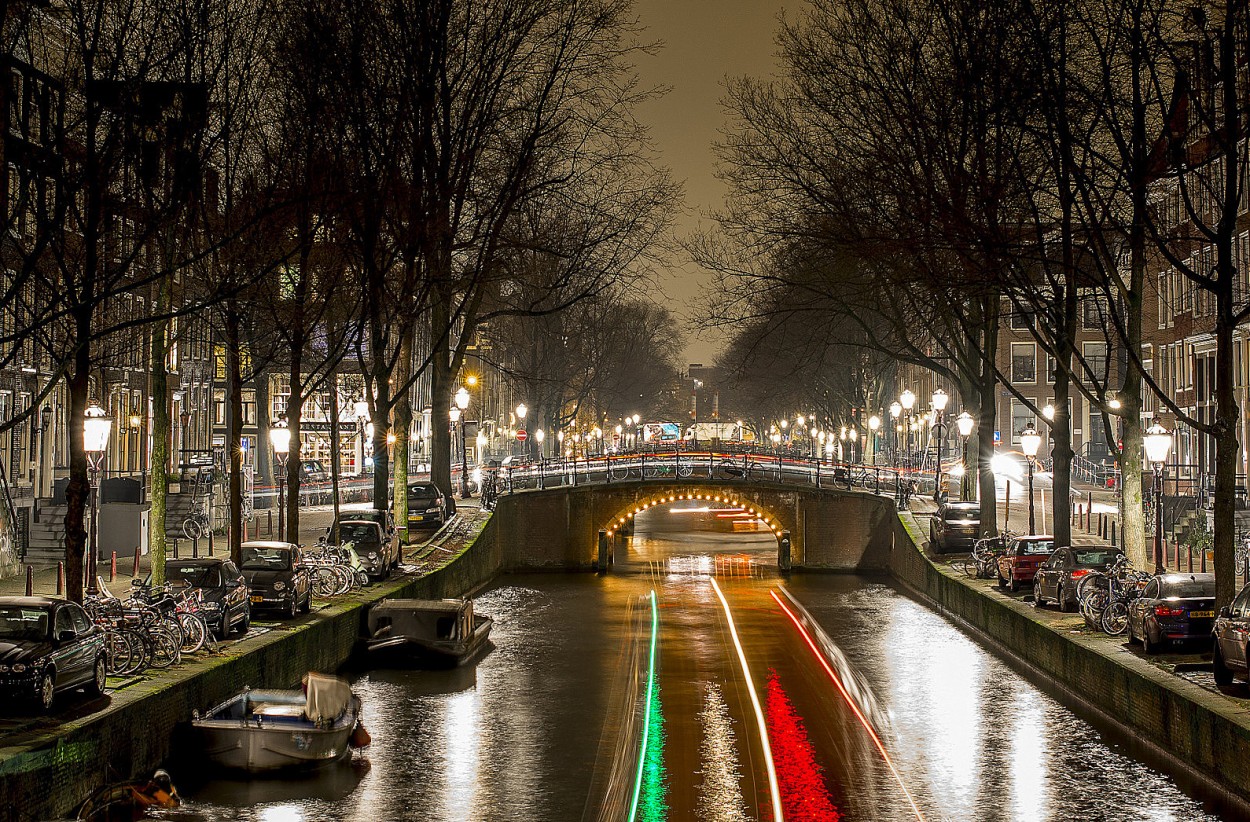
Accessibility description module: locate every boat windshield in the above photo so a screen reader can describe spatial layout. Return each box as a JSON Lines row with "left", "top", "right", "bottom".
{"left": 0, "top": 605, "right": 49, "bottom": 641}
{"left": 241, "top": 546, "right": 292, "bottom": 571}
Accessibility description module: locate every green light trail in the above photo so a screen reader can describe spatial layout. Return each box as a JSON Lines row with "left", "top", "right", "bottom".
{"left": 628, "top": 590, "right": 660, "bottom": 822}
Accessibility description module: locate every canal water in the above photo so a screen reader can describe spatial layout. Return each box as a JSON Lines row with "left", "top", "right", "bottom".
{"left": 172, "top": 505, "right": 1231, "bottom": 821}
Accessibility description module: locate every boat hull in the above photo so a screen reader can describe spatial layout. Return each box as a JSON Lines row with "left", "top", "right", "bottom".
{"left": 366, "top": 616, "right": 492, "bottom": 667}
{"left": 196, "top": 721, "right": 354, "bottom": 772}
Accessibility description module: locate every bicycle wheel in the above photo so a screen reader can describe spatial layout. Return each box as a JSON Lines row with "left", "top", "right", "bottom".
{"left": 1100, "top": 601, "right": 1130, "bottom": 636}
{"left": 147, "top": 628, "right": 181, "bottom": 668}
{"left": 609, "top": 463, "right": 629, "bottom": 481}
{"left": 119, "top": 631, "right": 150, "bottom": 675}
{"left": 332, "top": 566, "right": 353, "bottom": 596}
{"left": 182, "top": 517, "right": 205, "bottom": 541}
{"left": 961, "top": 557, "right": 978, "bottom": 577}
{"left": 103, "top": 630, "right": 133, "bottom": 676}
{"left": 312, "top": 567, "right": 339, "bottom": 598}
{"left": 177, "top": 612, "right": 207, "bottom": 653}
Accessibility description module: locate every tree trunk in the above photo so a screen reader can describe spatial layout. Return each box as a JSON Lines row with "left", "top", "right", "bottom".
{"left": 1050, "top": 281, "right": 1074, "bottom": 547}
{"left": 976, "top": 300, "right": 999, "bottom": 535}
{"left": 149, "top": 313, "right": 171, "bottom": 585}
{"left": 225, "top": 302, "right": 244, "bottom": 564}
{"left": 329, "top": 363, "right": 341, "bottom": 544}
{"left": 392, "top": 332, "right": 413, "bottom": 543}
{"left": 1214, "top": 303, "right": 1237, "bottom": 607}
{"left": 286, "top": 350, "right": 303, "bottom": 543}
{"left": 64, "top": 323, "right": 91, "bottom": 603}
{"left": 430, "top": 296, "right": 453, "bottom": 498}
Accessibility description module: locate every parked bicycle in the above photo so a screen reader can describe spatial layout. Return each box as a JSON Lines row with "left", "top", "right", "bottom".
{"left": 962, "top": 534, "right": 1010, "bottom": 579}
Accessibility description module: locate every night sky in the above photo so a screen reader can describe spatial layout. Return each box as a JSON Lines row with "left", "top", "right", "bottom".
{"left": 632, "top": 0, "right": 791, "bottom": 364}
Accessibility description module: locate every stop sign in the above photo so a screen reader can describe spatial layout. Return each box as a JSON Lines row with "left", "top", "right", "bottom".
{"left": 516, "top": 429, "right": 528, "bottom": 442}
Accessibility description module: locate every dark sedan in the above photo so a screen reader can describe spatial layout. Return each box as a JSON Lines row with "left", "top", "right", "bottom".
{"left": 1213, "top": 581, "right": 1250, "bottom": 685}
{"left": 240, "top": 541, "right": 312, "bottom": 618}
{"left": 929, "top": 501, "right": 981, "bottom": 553}
{"left": 405, "top": 483, "right": 447, "bottom": 530}
{"left": 327, "top": 508, "right": 394, "bottom": 542}
{"left": 339, "top": 520, "right": 399, "bottom": 579}
{"left": 1127, "top": 573, "right": 1216, "bottom": 653}
{"left": 0, "top": 596, "right": 106, "bottom": 712}
{"left": 157, "top": 558, "right": 250, "bottom": 640}
{"left": 1033, "top": 545, "right": 1121, "bottom": 612}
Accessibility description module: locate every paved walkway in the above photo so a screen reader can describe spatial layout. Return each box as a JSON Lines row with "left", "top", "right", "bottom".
{"left": 1, "top": 498, "right": 483, "bottom": 598}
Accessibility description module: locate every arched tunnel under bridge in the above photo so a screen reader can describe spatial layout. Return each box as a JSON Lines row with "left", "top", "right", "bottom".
{"left": 490, "top": 482, "right": 902, "bottom": 573}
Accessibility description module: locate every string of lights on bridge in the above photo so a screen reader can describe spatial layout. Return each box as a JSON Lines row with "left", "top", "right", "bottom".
{"left": 605, "top": 492, "right": 778, "bottom": 538}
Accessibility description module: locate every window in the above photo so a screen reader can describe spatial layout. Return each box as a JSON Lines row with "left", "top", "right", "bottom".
{"left": 1011, "top": 343, "right": 1036, "bottom": 383}
{"left": 1010, "top": 400, "right": 1035, "bottom": 443}
{"left": 1083, "top": 342, "right": 1108, "bottom": 383}
{"left": 1010, "top": 304, "right": 1034, "bottom": 331}
{"left": 1082, "top": 296, "right": 1102, "bottom": 330}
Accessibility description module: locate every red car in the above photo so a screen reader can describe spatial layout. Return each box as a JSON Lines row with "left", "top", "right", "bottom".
{"left": 996, "top": 535, "right": 1055, "bottom": 592}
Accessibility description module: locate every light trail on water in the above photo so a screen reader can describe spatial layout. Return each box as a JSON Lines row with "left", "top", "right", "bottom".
{"left": 711, "top": 576, "right": 785, "bottom": 822}
{"left": 628, "top": 590, "right": 660, "bottom": 822}
{"left": 771, "top": 588, "right": 927, "bottom": 822}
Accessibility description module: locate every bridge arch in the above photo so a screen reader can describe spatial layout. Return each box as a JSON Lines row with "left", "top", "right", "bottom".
{"left": 490, "top": 481, "right": 900, "bottom": 573}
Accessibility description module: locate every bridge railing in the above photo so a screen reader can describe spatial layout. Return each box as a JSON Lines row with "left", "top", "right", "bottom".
{"left": 496, "top": 449, "right": 939, "bottom": 504}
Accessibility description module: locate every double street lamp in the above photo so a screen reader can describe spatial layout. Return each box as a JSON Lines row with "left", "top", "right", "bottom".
{"left": 83, "top": 404, "right": 112, "bottom": 595}
{"left": 955, "top": 411, "right": 975, "bottom": 499}
{"left": 1145, "top": 423, "right": 1174, "bottom": 574}
{"left": 269, "top": 417, "right": 290, "bottom": 541}
{"left": 1019, "top": 423, "right": 1042, "bottom": 534}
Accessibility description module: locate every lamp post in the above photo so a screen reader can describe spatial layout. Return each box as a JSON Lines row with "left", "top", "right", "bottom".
{"left": 956, "top": 411, "right": 975, "bottom": 500}
{"left": 1144, "top": 423, "right": 1173, "bottom": 574}
{"left": 83, "top": 404, "right": 112, "bottom": 595}
{"left": 867, "top": 415, "right": 881, "bottom": 465}
{"left": 535, "top": 428, "right": 545, "bottom": 459}
{"left": 269, "top": 417, "right": 290, "bottom": 541}
{"left": 353, "top": 399, "right": 369, "bottom": 475}
{"left": 1020, "top": 423, "right": 1042, "bottom": 533}
{"left": 455, "top": 387, "right": 470, "bottom": 498}
{"left": 931, "top": 389, "right": 949, "bottom": 502}
{"left": 900, "top": 389, "right": 916, "bottom": 467}
{"left": 516, "top": 403, "right": 528, "bottom": 459}
{"left": 889, "top": 402, "right": 902, "bottom": 464}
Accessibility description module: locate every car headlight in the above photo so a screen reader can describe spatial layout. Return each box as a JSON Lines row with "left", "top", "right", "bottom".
{"left": 273, "top": 581, "right": 287, "bottom": 591}
{"left": 0, "top": 665, "right": 9, "bottom": 673}
{"left": 12, "top": 663, "right": 26, "bottom": 673}
{"left": 426, "top": 507, "right": 441, "bottom": 514}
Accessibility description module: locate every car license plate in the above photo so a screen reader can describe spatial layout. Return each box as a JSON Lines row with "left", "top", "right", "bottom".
{"left": 250, "top": 595, "right": 264, "bottom": 604}
{"left": 1191, "top": 610, "right": 1214, "bottom": 618}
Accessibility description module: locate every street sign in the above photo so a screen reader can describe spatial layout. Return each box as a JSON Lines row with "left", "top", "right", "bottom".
{"left": 993, "top": 430, "right": 1001, "bottom": 445}
{"left": 516, "top": 429, "right": 528, "bottom": 442}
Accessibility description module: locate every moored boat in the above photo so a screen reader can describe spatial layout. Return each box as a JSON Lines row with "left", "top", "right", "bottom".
{"left": 192, "top": 672, "right": 364, "bottom": 773}
{"left": 366, "top": 598, "right": 493, "bottom": 666}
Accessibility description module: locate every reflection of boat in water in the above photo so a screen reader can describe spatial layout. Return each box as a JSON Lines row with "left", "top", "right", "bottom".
{"left": 192, "top": 673, "right": 364, "bottom": 773}
{"left": 367, "top": 598, "right": 493, "bottom": 667}
{"left": 181, "top": 758, "right": 371, "bottom": 809}
{"left": 74, "top": 770, "right": 179, "bottom": 821}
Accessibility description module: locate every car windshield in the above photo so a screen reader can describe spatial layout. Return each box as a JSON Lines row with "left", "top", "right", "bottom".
{"left": 1073, "top": 550, "right": 1116, "bottom": 568}
{"left": 408, "top": 485, "right": 436, "bottom": 499}
{"left": 1161, "top": 579, "right": 1216, "bottom": 598}
{"left": 0, "top": 605, "right": 49, "bottom": 641}
{"left": 945, "top": 506, "right": 979, "bottom": 521}
{"left": 165, "top": 564, "right": 222, "bottom": 588}
{"left": 339, "top": 523, "right": 380, "bottom": 543}
{"left": 1019, "top": 539, "right": 1054, "bottom": 555}
{"left": 241, "top": 546, "right": 291, "bottom": 571}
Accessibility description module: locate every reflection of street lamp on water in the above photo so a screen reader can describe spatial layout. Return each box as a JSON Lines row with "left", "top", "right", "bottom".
{"left": 1144, "top": 423, "right": 1173, "bottom": 574}
{"left": 1019, "top": 423, "right": 1041, "bottom": 533}
{"left": 84, "top": 404, "right": 112, "bottom": 595}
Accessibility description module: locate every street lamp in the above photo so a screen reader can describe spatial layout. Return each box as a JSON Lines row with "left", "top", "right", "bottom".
{"left": 516, "top": 403, "right": 528, "bottom": 459}
{"left": 1144, "top": 423, "right": 1173, "bottom": 574}
{"left": 889, "top": 402, "right": 902, "bottom": 464}
{"left": 956, "top": 411, "right": 975, "bottom": 500}
{"left": 454, "top": 387, "right": 470, "bottom": 498}
{"left": 353, "top": 399, "right": 369, "bottom": 475}
{"left": 931, "top": 389, "right": 949, "bottom": 502}
{"left": 867, "top": 415, "right": 881, "bottom": 464}
{"left": 900, "top": 390, "right": 916, "bottom": 467}
{"left": 1020, "top": 423, "right": 1042, "bottom": 533}
{"left": 83, "top": 404, "right": 112, "bottom": 595}
{"left": 535, "top": 428, "right": 545, "bottom": 459}
{"left": 269, "top": 417, "right": 290, "bottom": 541}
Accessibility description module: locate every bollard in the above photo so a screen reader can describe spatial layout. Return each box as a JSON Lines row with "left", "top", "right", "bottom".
{"left": 267, "top": 510, "right": 273, "bottom": 536}
{"left": 133, "top": 546, "right": 141, "bottom": 577}
{"left": 1201, "top": 546, "right": 1207, "bottom": 573}
{"left": 1087, "top": 492, "right": 1093, "bottom": 527}
{"left": 208, "top": 529, "right": 215, "bottom": 557}
{"left": 778, "top": 530, "right": 792, "bottom": 573}
{"left": 1111, "top": 520, "right": 1116, "bottom": 546}
{"left": 110, "top": 551, "right": 117, "bottom": 582}
{"left": 25, "top": 565, "right": 33, "bottom": 596}
{"left": 173, "top": 539, "right": 179, "bottom": 559}
{"left": 1187, "top": 541, "right": 1193, "bottom": 573}
{"left": 243, "top": 519, "right": 249, "bottom": 541}
{"left": 57, "top": 562, "right": 64, "bottom": 595}
{"left": 193, "top": 537, "right": 199, "bottom": 559}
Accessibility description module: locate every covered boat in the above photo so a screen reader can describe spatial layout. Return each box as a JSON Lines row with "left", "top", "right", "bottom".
{"left": 192, "top": 672, "right": 364, "bottom": 773}
{"left": 366, "top": 598, "right": 493, "bottom": 666}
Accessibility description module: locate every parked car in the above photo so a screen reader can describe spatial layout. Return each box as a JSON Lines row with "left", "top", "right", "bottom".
{"left": 339, "top": 520, "right": 399, "bottom": 580}
{"left": 929, "top": 502, "right": 981, "bottom": 553}
{"left": 1212, "top": 580, "right": 1250, "bottom": 684}
{"left": 1128, "top": 573, "right": 1216, "bottom": 653}
{"left": 1033, "top": 545, "right": 1121, "bottom": 611}
{"left": 0, "top": 596, "right": 107, "bottom": 712}
{"left": 301, "top": 459, "right": 329, "bottom": 483}
{"left": 405, "top": 483, "right": 447, "bottom": 530}
{"left": 158, "top": 558, "right": 250, "bottom": 640}
{"left": 240, "top": 541, "right": 312, "bottom": 618}
{"left": 996, "top": 535, "right": 1056, "bottom": 592}
{"left": 327, "top": 508, "right": 395, "bottom": 541}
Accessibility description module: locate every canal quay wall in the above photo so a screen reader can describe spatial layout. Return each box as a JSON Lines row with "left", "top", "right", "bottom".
{"left": 886, "top": 508, "right": 1250, "bottom": 812}
{"left": 1, "top": 511, "right": 509, "bottom": 822}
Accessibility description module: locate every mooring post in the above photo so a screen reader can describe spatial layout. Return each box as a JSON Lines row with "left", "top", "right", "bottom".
{"left": 598, "top": 529, "right": 609, "bottom": 574}
{"left": 25, "top": 565, "right": 33, "bottom": 596}
{"left": 133, "top": 546, "right": 141, "bottom": 577}
{"left": 778, "top": 530, "right": 792, "bottom": 573}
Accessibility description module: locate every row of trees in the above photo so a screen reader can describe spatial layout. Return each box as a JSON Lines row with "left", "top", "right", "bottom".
{"left": 701, "top": 0, "right": 1250, "bottom": 605}
{"left": 0, "top": 0, "right": 679, "bottom": 600}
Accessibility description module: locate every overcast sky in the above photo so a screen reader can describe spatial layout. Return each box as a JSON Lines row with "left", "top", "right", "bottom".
{"left": 631, "top": 0, "right": 791, "bottom": 366}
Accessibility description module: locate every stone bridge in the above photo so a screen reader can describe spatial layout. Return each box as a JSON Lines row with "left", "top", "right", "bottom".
{"left": 491, "top": 480, "right": 901, "bottom": 572}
